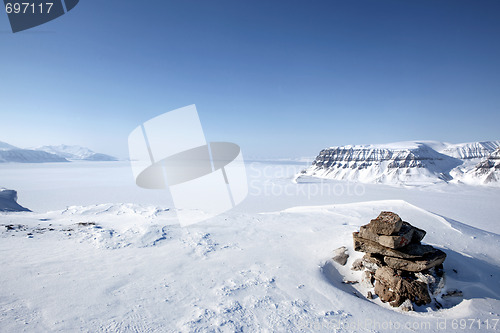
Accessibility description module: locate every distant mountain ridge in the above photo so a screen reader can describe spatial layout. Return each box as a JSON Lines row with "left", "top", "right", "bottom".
{"left": 0, "top": 141, "right": 117, "bottom": 163}
{"left": 297, "top": 140, "right": 500, "bottom": 186}
{"left": 0, "top": 141, "right": 18, "bottom": 151}
{"left": 451, "top": 147, "right": 500, "bottom": 185}
{"left": 428, "top": 141, "right": 500, "bottom": 159}
{"left": 34, "top": 145, "right": 117, "bottom": 161}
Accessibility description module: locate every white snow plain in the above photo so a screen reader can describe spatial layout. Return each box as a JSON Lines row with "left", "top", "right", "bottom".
{"left": 1, "top": 160, "right": 499, "bottom": 332}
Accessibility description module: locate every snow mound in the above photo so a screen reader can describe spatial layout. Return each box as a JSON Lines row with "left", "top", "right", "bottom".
{"left": 0, "top": 188, "right": 30, "bottom": 212}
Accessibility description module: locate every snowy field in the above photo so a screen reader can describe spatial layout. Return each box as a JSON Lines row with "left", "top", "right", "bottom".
{"left": 1, "top": 161, "right": 499, "bottom": 332}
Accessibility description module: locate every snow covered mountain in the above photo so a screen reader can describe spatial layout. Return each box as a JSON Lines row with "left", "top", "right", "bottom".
{"left": 0, "top": 141, "right": 117, "bottom": 163}
{"left": 427, "top": 141, "right": 500, "bottom": 159}
{"left": 0, "top": 141, "right": 18, "bottom": 151}
{"left": 297, "top": 141, "right": 500, "bottom": 186}
{"left": 0, "top": 141, "right": 68, "bottom": 163}
{"left": 34, "top": 145, "right": 118, "bottom": 161}
{"left": 452, "top": 147, "right": 500, "bottom": 185}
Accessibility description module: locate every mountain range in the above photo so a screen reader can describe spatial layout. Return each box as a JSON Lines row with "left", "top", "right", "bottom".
{"left": 297, "top": 140, "right": 500, "bottom": 186}
{"left": 0, "top": 141, "right": 117, "bottom": 163}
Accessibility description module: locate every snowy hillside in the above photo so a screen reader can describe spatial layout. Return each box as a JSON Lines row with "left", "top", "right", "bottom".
{"left": 0, "top": 141, "right": 19, "bottom": 151}
{"left": 0, "top": 141, "right": 68, "bottom": 163}
{"left": 0, "top": 141, "right": 117, "bottom": 163}
{"left": 434, "top": 141, "right": 500, "bottom": 159}
{"left": 34, "top": 144, "right": 118, "bottom": 161}
{"left": 452, "top": 147, "right": 500, "bottom": 185}
{"left": 0, "top": 188, "right": 30, "bottom": 212}
{"left": 298, "top": 141, "right": 500, "bottom": 186}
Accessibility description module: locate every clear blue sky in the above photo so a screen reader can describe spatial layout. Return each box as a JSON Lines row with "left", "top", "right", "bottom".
{"left": 1, "top": 0, "right": 499, "bottom": 159}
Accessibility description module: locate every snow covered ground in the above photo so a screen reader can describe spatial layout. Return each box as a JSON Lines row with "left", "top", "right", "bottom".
{"left": 1, "top": 160, "right": 499, "bottom": 332}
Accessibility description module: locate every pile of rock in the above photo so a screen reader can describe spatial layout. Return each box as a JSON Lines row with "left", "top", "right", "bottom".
{"left": 352, "top": 211, "right": 446, "bottom": 310}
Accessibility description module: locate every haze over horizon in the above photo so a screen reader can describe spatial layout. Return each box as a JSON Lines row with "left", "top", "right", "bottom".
{"left": 1, "top": 0, "right": 499, "bottom": 159}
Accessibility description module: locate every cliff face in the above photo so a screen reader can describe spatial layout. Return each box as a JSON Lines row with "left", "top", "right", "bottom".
{"left": 438, "top": 141, "right": 500, "bottom": 159}
{"left": 466, "top": 148, "right": 500, "bottom": 184}
{"left": 313, "top": 145, "right": 445, "bottom": 168}
{"left": 299, "top": 141, "right": 500, "bottom": 186}
{"left": 0, "top": 188, "right": 30, "bottom": 212}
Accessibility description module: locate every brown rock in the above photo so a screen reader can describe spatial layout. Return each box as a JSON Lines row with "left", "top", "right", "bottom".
{"left": 400, "top": 279, "right": 431, "bottom": 306}
{"left": 384, "top": 249, "right": 446, "bottom": 272}
{"left": 359, "top": 223, "right": 414, "bottom": 249}
{"left": 374, "top": 266, "right": 400, "bottom": 287}
{"left": 374, "top": 280, "right": 397, "bottom": 304}
{"left": 353, "top": 233, "right": 437, "bottom": 259}
{"left": 363, "top": 253, "right": 384, "bottom": 267}
{"left": 405, "top": 222, "right": 426, "bottom": 243}
{"left": 367, "top": 211, "right": 403, "bottom": 235}
{"left": 332, "top": 246, "right": 349, "bottom": 265}
{"left": 374, "top": 266, "right": 431, "bottom": 307}
{"left": 374, "top": 280, "right": 405, "bottom": 307}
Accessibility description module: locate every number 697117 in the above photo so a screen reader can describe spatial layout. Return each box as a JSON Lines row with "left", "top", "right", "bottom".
{"left": 5, "top": 2, "right": 53, "bottom": 14}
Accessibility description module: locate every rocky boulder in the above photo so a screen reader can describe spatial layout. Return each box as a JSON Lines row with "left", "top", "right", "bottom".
{"left": 351, "top": 211, "right": 446, "bottom": 310}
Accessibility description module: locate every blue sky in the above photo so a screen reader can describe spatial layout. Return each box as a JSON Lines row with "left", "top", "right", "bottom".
{"left": 1, "top": 0, "right": 499, "bottom": 159}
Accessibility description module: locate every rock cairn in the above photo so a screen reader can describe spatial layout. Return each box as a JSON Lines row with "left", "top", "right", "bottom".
{"left": 352, "top": 211, "right": 446, "bottom": 310}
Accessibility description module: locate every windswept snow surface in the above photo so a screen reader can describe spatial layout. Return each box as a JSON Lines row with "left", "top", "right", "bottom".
{"left": 299, "top": 140, "right": 500, "bottom": 186}
{"left": 1, "top": 161, "right": 499, "bottom": 332}
{"left": 1, "top": 201, "right": 499, "bottom": 332}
